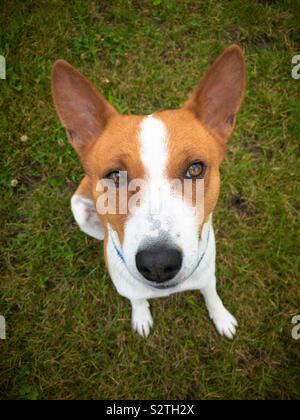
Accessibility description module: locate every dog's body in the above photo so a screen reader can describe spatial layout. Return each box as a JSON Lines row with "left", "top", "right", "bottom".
{"left": 52, "top": 45, "right": 246, "bottom": 339}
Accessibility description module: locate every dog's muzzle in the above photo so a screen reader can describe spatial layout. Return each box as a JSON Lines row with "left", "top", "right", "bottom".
{"left": 136, "top": 246, "right": 183, "bottom": 284}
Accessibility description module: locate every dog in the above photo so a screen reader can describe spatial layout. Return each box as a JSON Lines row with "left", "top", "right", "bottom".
{"left": 51, "top": 45, "right": 246, "bottom": 339}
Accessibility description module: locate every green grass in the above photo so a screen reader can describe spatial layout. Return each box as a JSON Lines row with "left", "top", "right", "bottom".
{"left": 0, "top": 0, "right": 299, "bottom": 400}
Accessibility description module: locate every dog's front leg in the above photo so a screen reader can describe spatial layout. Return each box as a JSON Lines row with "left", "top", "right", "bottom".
{"left": 200, "top": 277, "right": 238, "bottom": 340}
{"left": 130, "top": 299, "right": 153, "bottom": 338}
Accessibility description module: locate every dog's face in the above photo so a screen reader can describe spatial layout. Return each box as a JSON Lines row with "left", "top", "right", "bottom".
{"left": 52, "top": 45, "right": 246, "bottom": 289}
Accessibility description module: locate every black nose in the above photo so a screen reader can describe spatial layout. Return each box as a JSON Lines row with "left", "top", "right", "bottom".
{"left": 136, "top": 246, "right": 182, "bottom": 283}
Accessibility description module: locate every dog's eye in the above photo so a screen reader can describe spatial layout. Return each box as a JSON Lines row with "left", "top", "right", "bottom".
{"left": 184, "top": 162, "right": 206, "bottom": 179}
{"left": 105, "top": 171, "right": 120, "bottom": 186}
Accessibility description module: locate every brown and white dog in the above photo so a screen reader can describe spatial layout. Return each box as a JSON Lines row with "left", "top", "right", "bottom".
{"left": 51, "top": 45, "right": 246, "bottom": 339}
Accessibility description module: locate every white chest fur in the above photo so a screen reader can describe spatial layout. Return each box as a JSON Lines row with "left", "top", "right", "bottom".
{"left": 105, "top": 218, "right": 216, "bottom": 300}
{"left": 71, "top": 194, "right": 237, "bottom": 339}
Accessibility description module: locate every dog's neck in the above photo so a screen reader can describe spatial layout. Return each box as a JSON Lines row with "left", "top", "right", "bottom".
{"left": 107, "top": 216, "right": 213, "bottom": 288}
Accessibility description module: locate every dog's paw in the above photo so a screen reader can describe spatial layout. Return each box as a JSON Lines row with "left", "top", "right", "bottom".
{"left": 210, "top": 306, "right": 238, "bottom": 340}
{"left": 131, "top": 305, "right": 153, "bottom": 338}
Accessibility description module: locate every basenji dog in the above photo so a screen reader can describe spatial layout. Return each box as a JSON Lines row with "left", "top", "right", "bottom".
{"left": 52, "top": 45, "right": 246, "bottom": 339}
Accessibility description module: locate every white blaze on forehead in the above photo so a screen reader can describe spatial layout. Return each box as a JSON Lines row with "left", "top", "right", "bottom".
{"left": 136, "top": 114, "right": 170, "bottom": 236}
{"left": 122, "top": 114, "right": 203, "bottom": 283}
{"left": 139, "top": 115, "right": 169, "bottom": 179}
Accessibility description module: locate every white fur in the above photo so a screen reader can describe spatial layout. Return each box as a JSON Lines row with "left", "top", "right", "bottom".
{"left": 71, "top": 115, "right": 238, "bottom": 339}
{"left": 71, "top": 195, "right": 104, "bottom": 240}
{"left": 106, "top": 219, "right": 214, "bottom": 301}
{"left": 122, "top": 115, "right": 200, "bottom": 286}
{"left": 131, "top": 299, "right": 153, "bottom": 338}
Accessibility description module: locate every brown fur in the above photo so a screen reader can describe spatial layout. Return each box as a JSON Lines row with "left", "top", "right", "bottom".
{"left": 85, "top": 115, "right": 145, "bottom": 245}
{"left": 156, "top": 109, "right": 223, "bottom": 236}
{"left": 52, "top": 45, "right": 246, "bottom": 248}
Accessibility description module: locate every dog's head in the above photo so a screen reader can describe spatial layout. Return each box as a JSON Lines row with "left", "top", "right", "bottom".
{"left": 52, "top": 45, "right": 246, "bottom": 289}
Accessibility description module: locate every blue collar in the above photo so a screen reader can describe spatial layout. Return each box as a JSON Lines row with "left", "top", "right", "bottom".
{"left": 110, "top": 231, "right": 125, "bottom": 264}
{"left": 110, "top": 227, "right": 211, "bottom": 274}
{"left": 189, "top": 227, "right": 211, "bottom": 276}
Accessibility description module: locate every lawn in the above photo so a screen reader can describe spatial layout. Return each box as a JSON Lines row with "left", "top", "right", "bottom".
{"left": 0, "top": 0, "right": 299, "bottom": 400}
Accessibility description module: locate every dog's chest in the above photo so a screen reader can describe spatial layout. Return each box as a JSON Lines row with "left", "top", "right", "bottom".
{"left": 106, "top": 221, "right": 216, "bottom": 300}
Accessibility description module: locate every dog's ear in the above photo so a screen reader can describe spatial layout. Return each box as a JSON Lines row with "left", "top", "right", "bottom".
{"left": 51, "top": 60, "right": 118, "bottom": 155}
{"left": 184, "top": 45, "right": 246, "bottom": 142}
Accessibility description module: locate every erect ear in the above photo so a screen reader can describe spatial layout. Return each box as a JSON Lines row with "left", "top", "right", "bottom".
{"left": 51, "top": 60, "right": 118, "bottom": 155}
{"left": 184, "top": 45, "right": 246, "bottom": 142}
